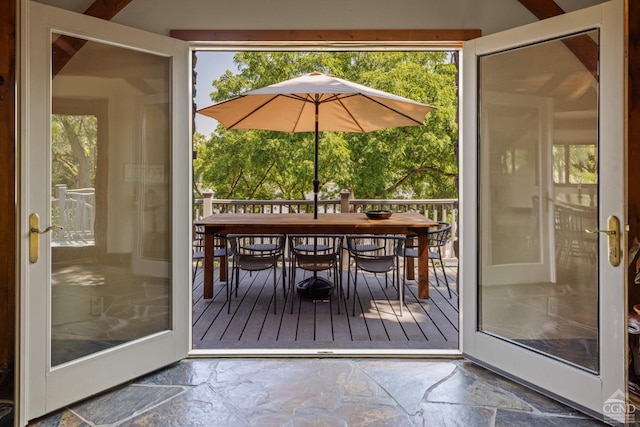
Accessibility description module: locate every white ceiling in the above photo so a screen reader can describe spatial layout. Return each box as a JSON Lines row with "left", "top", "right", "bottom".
{"left": 32, "top": 0, "right": 609, "bottom": 37}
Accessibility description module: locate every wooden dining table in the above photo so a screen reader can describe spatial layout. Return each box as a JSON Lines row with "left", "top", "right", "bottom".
{"left": 195, "top": 212, "right": 438, "bottom": 300}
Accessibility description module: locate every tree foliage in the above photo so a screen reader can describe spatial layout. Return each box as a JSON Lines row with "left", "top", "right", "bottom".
{"left": 194, "top": 51, "right": 458, "bottom": 200}
{"left": 51, "top": 114, "right": 97, "bottom": 190}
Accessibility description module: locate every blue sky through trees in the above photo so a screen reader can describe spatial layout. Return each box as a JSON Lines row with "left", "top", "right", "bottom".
{"left": 194, "top": 51, "right": 237, "bottom": 137}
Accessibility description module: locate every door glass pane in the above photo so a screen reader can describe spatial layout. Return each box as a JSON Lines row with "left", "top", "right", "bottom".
{"left": 50, "top": 34, "right": 171, "bottom": 366}
{"left": 478, "top": 30, "right": 599, "bottom": 372}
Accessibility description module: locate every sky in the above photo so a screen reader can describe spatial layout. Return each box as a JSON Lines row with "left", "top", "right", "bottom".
{"left": 194, "top": 51, "right": 237, "bottom": 137}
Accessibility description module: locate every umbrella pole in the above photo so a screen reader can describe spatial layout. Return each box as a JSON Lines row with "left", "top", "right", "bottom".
{"left": 313, "top": 102, "right": 319, "bottom": 219}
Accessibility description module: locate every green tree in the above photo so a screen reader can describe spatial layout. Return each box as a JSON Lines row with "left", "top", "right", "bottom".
{"left": 195, "top": 51, "right": 458, "bottom": 200}
{"left": 51, "top": 114, "right": 97, "bottom": 190}
{"left": 569, "top": 145, "right": 597, "bottom": 184}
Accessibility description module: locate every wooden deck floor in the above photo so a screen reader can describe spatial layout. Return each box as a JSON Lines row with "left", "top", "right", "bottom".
{"left": 192, "top": 261, "right": 459, "bottom": 351}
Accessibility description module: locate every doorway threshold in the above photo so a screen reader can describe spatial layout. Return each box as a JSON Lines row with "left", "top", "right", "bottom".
{"left": 189, "top": 348, "right": 462, "bottom": 358}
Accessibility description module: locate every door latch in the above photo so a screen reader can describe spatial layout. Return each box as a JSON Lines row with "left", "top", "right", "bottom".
{"left": 29, "top": 213, "right": 63, "bottom": 263}
{"left": 585, "top": 215, "right": 620, "bottom": 266}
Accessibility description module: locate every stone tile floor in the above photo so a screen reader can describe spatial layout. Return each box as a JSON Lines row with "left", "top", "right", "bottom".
{"left": 26, "top": 358, "right": 610, "bottom": 426}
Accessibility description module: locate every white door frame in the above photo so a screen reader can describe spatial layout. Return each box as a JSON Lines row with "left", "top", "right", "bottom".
{"left": 461, "top": 0, "right": 625, "bottom": 419}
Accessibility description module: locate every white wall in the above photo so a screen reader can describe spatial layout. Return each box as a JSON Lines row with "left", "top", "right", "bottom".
{"left": 33, "top": 0, "right": 608, "bottom": 37}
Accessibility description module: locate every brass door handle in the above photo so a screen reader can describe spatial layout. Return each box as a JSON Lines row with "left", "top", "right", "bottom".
{"left": 29, "top": 213, "right": 63, "bottom": 263}
{"left": 30, "top": 225, "right": 63, "bottom": 234}
{"left": 585, "top": 228, "right": 616, "bottom": 236}
{"left": 585, "top": 216, "right": 620, "bottom": 267}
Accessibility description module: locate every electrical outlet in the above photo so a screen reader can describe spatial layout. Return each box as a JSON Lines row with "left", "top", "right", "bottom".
{"left": 91, "top": 296, "right": 103, "bottom": 316}
{"left": 547, "top": 296, "right": 560, "bottom": 316}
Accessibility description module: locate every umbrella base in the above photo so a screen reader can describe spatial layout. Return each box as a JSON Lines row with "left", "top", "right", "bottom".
{"left": 296, "top": 276, "right": 334, "bottom": 299}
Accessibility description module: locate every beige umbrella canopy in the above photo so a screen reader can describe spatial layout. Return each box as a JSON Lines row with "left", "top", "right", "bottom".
{"left": 197, "top": 72, "right": 435, "bottom": 218}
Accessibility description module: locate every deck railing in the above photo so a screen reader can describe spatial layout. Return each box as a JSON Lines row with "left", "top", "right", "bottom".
{"left": 51, "top": 185, "right": 95, "bottom": 246}
{"left": 50, "top": 185, "right": 458, "bottom": 257}
{"left": 195, "top": 190, "right": 458, "bottom": 258}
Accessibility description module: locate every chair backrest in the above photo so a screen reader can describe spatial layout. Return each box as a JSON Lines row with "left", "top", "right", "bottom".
{"left": 347, "top": 235, "right": 405, "bottom": 274}
{"left": 428, "top": 222, "right": 451, "bottom": 248}
{"left": 289, "top": 234, "right": 343, "bottom": 255}
{"left": 227, "top": 234, "right": 286, "bottom": 258}
{"left": 289, "top": 234, "right": 343, "bottom": 270}
{"left": 193, "top": 225, "right": 205, "bottom": 251}
{"left": 195, "top": 225, "right": 227, "bottom": 254}
{"left": 347, "top": 235, "right": 405, "bottom": 260}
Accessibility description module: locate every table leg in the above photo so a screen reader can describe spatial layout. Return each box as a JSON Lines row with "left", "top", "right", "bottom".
{"left": 219, "top": 254, "right": 227, "bottom": 282}
{"left": 204, "top": 232, "right": 214, "bottom": 299}
{"left": 417, "top": 234, "right": 430, "bottom": 299}
{"left": 405, "top": 258, "right": 415, "bottom": 281}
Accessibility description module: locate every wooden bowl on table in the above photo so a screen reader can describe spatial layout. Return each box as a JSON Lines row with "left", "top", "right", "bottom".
{"left": 365, "top": 210, "right": 393, "bottom": 220}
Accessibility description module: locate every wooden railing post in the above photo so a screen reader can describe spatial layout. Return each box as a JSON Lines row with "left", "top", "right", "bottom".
{"left": 340, "top": 189, "right": 351, "bottom": 213}
{"left": 202, "top": 189, "right": 214, "bottom": 218}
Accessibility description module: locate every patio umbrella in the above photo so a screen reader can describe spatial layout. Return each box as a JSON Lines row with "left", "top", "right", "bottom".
{"left": 197, "top": 72, "right": 435, "bottom": 218}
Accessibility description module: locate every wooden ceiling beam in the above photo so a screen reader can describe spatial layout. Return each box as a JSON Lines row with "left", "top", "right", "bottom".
{"left": 516, "top": 0, "right": 565, "bottom": 20}
{"left": 170, "top": 29, "right": 481, "bottom": 46}
{"left": 83, "top": 0, "right": 134, "bottom": 19}
{"left": 517, "top": 0, "right": 597, "bottom": 78}
{"left": 52, "top": 0, "right": 133, "bottom": 77}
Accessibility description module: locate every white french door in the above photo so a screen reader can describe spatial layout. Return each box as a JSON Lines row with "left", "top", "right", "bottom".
{"left": 20, "top": 2, "right": 191, "bottom": 423}
{"left": 461, "top": 0, "right": 626, "bottom": 422}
